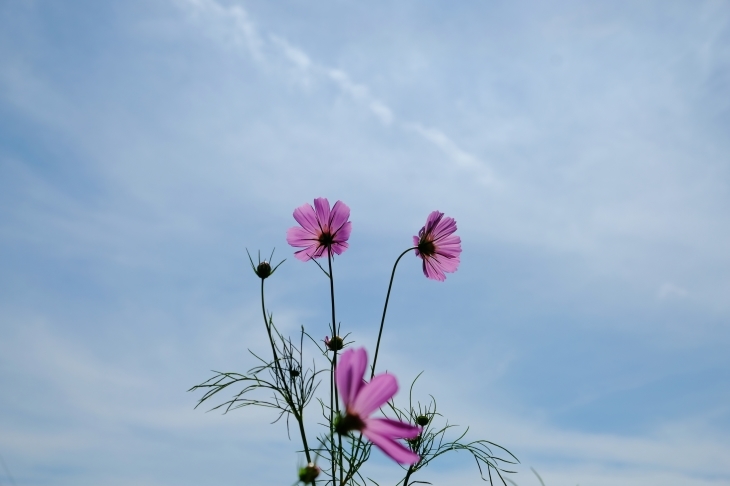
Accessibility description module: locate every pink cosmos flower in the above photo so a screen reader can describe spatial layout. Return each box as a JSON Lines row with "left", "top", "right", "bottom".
{"left": 413, "top": 211, "right": 462, "bottom": 281}
{"left": 334, "top": 347, "right": 421, "bottom": 465}
{"left": 286, "top": 198, "right": 352, "bottom": 262}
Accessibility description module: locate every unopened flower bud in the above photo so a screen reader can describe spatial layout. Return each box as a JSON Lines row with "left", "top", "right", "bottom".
{"left": 247, "top": 249, "right": 284, "bottom": 280}
{"left": 416, "top": 415, "right": 430, "bottom": 426}
{"left": 255, "top": 261, "right": 272, "bottom": 279}
{"left": 325, "top": 335, "right": 344, "bottom": 351}
{"left": 298, "top": 463, "right": 320, "bottom": 484}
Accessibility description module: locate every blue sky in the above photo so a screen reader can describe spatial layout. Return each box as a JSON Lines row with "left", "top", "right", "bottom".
{"left": 1, "top": 0, "right": 729, "bottom": 485}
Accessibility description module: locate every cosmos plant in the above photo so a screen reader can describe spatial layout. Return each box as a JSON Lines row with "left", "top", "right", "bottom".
{"left": 190, "top": 197, "right": 517, "bottom": 485}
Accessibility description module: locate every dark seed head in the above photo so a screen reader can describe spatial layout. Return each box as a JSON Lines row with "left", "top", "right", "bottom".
{"left": 417, "top": 240, "right": 435, "bottom": 256}
{"left": 318, "top": 232, "right": 334, "bottom": 247}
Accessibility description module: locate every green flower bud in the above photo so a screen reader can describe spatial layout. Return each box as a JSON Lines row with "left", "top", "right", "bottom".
{"left": 416, "top": 415, "right": 430, "bottom": 426}
{"left": 255, "top": 261, "right": 272, "bottom": 279}
{"left": 298, "top": 463, "right": 320, "bottom": 484}
{"left": 246, "top": 249, "right": 284, "bottom": 280}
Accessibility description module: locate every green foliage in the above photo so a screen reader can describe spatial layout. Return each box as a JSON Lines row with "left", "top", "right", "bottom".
{"left": 388, "top": 374, "right": 519, "bottom": 486}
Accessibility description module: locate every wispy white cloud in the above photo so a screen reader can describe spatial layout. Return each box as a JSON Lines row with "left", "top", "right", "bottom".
{"left": 180, "top": 0, "right": 264, "bottom": 61}
{"left": 177, "top": 0, "right": 492, "bottom": 181}
{"left": 325, "top": 68, "right": 395, "bottom": 125}
{"left": 405, "top": 122, "right": 497, "bottom": 186}
{"left": 269, "top": 34, "right": 311, "bottom": 71}
{"left": 2, "top": 1, "right": 729, "bottom": 484}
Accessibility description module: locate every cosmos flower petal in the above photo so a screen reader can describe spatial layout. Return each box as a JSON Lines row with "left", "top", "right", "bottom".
{"left": 423, "top": 258, "right": 446, "bottom": 281}
{"left": 365, "top": 417, "right": 421, "bottom": 440}
{"left": 352, "top": 373, "right": 398, "bottom": 417}
{"left": 335, "top": 348, "right": 368, "bottom": 407}
{"left": 362, "top": 418, "right": 421, "bottom": 465}
{"left": 292, "top": 203, "right": 320, "bottom": 234}
{"left": 436, "top": 235, "right": 461, "bottom": 250}
{"left": 293, "top": 247, "right": 317, "bottom": 262}
{"left": 313, "top": 198, "right": 331, "bottom": 231}
{"left": 434, "top": 255, "right": 460, "bottom": 273}
{"left": 436, "top": 249, "right": 461, "bottom": 260}
{"left": 431, "top": 217, "right": 457, "bottom": 241}
{"left": 330, "top": 240, "right": 350, "bottom": 256}
{"left": 286, "top": 226, "right": 319, "bottom": 247}
{"left": 329, "top": 200, "right": 351, "bottom": 235}
{"left": 333, "top": 221, "right": 352, "bottom": 243}
{"left": 334, "top": 220, "right": 352, "bottom": 243}
{"left": 424, "top": 211, "right": 443, "bottom": 233}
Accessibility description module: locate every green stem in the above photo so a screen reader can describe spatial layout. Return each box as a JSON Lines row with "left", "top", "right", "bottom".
{"left": 260, "top": 279, "right": 312, "bottom": 463}
{"left": 370, "top": 248, "right": 415, "bottom": 379}
{"left": 403, "top": 465, "right": 415, "bottom": 486}
{"left": 329, "top": 360, "right": 336, "bottom": 484}
{"left": 260, "top": 279, "right": 287, "bottom": 397}
{"left": 338, "top": 248, "right": 414, "bottom": 484}
{"left": 326, "top": 251, "right": 345, "bottom": 486}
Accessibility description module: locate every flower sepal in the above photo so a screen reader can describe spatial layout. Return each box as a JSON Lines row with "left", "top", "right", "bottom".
{"left": 247, "top": 249, "right": 285, "bottom": 280}
{"left": 324, "top": 335, "right": 344, "bottom": 352}
{"left": 334, "top": 411, "right": 365, "bottom": 436}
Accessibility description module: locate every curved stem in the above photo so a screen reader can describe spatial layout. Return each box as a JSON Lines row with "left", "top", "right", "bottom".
{"left": 260, "top": 279, "right": 312, "bottom": 463}
{"left": 403, "top": 465, "right": 415, "bottom": 486}
{"left": 260, "top": 279, "right": 287, "bottom": 395}
{"left": 348, "top": 248, "right": 413, "bottom": 481}
{"left": 370, "top": 247, "right": 415, "bottom": 379}
{"left": 260, "top": 280, "right": 281, "bottom": 374}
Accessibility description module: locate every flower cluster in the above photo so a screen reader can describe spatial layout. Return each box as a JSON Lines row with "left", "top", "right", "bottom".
{"left": 191, "top": 197, "right": 516, "bottom": 486}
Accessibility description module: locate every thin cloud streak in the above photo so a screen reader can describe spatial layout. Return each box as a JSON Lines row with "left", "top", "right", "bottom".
{"left": 178, "top": 0, "right": 495, "bottom": 185}
{"left": 180, "top": 0, "right": 264, "bottom": 61}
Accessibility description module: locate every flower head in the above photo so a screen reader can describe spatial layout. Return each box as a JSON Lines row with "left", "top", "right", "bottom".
{"left": 413, "top": 211, "right": 461, "bottom": 281}
{"left": 334, "top": 348, "right": 421, "bottom": 465}
{"left": 286, "top": 198, "right": 352, "bottom": 261}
